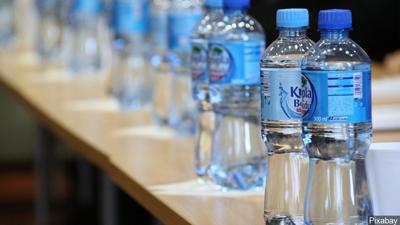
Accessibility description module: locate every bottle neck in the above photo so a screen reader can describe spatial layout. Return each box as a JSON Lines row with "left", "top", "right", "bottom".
{"left": 224, "top": 7, "right": 246, "bottom": 15}
{"left": 278, "top": 27, "right": 308, "bottom": 39}
{"left": 320, "top": 29, "right": 350, "bottom": 40}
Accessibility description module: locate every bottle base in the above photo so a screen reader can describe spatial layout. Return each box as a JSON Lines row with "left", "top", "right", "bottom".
{"left": 208, "top": 159, "right": 266, "bottom": 191}
{"left": 117, "top": 95, "right": 151, "bottom": 111}
{"left": 265, "top": 213, "right": 304, "bottom": 225}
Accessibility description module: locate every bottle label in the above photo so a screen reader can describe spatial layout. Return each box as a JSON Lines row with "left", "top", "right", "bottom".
{"left": 191, "top": 39, "right": 208, "bottom": 83}
{"left": 150, "top": 11, "right": 167, "bottom": 48}
{"left": 302, "top": 70, "right": 372, "bottom": 123}
{"left": 261, "top": 68, "right": 305, "bottom": 120}
{"left": 168, "top": 10, "right": 202, "bottom": 51}
{"left": 208, "top": 41, "right": 264, "bottom": 85}
{"left": 114, "top": 0, "right": 149, "bottom": 34}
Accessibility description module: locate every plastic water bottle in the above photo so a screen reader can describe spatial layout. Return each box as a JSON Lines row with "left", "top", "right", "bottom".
{"left": 301, "top": 9, "right": 372, "bottom": 224}
{"left": 109, "top": 0, "right": 151, "bottom": 109}
{"left": 166, "top": 0, "right": 202, "bottom": 135}
{"left": 190, "top": 0, "right": 223, "bottom": 179}
{"left": 64, "top": 0, "right": 103, "bottom": 74}
{"left": 150, "top": 0, "right": 171, "bottom": 126}
{"left": 35, "top": 0, "right": 64, "bottom": 63}
{"left": 0, "top": 0, "right": 15, "bottom": 47}
{"left": 207, "top": 0, "right": 266, "bottom": 190}
{"left": 261, "top": 9, "right": 313, "bottom": 225}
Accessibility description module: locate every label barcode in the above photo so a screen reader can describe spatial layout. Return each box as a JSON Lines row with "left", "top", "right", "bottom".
{"left": 261, "top": 70, "right": 270, "bottom": 96}
{"left": 353, "top": 72, "right": 362, "bottom": 99}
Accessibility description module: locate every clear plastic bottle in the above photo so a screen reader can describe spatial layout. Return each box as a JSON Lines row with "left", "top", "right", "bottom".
{"left": 0, "top": 0, "right": 15, "bottom": 47}
{"left": 190, "top": 0, "right": 223, "bottom": 179}
{"left": 261, "top": 9, "right": 314, "bottom": 225}
{"left": 301, "top": 9, "right": 372, "bottom": 225}
{"left": 207, "top": 0, "right": 266, "bottom": 190}
{"left": 35, "top": 0, "right": 64, "bottom": 64}
{"left": 150, "top": 0, "right": 172, "bottom": 126}
{"left": 64, "top": 0, "right": 103, "bottom": 75}
{"left": 166, "top": 0, "right": 202, "bottom": 135}
{"left": 109, "top": 0, "right": 151, "bottom": 110}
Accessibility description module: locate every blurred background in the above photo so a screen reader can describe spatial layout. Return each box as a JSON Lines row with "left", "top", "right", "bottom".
{"left": 0, "top": 0, "right": 399, "bottom": 224}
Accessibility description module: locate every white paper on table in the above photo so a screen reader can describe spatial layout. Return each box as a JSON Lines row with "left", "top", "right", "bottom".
{"left": 367, "top": 143, "right": 400, "bottom": 215}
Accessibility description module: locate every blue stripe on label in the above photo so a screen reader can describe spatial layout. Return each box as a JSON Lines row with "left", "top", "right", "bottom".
{"left": 328, "top": 94, "right": 354, "bottom": 96}
{"left": 328, "top": 85, "right": 354, "bottom": 88}
{"left": 328, "top": 77, "right": 353, "bottom": 80}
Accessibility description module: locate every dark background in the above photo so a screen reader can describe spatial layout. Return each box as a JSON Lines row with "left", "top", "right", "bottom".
{"left": 249, "top": 0, "right": 400, "bottom": 61}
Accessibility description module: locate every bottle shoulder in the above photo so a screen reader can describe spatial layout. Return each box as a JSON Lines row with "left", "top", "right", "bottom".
{"left": 226, "top": 14, "right": 264, "bottom": 33}
{"left": 191, "top": 12, "right": 225, "bottom": 38}
{"left": 262, "top": 37, "right": 314, "bottom": 61}
{"left": 209, "top": 13, "right": 265, "bottom": 42}
{"left": 302, "top": 38, "right": 371, "bottom": 70}
{"left": 169, "top": 0, "right": 202, "bottom": 10}
{"left": 151, "top": 0, "right": 170, "bottom": 10}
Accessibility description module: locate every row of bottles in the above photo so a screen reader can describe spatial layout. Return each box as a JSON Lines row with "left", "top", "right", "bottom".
{"left": 0, "top": 0, "right": 202, "bottom": 135}
{"left": 0, "top": 1, "right": 373, "bottom": 224}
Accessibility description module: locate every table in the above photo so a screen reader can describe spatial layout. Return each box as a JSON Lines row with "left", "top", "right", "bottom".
{"left": 0, "top": 49, "right": 399, "bottom": 225}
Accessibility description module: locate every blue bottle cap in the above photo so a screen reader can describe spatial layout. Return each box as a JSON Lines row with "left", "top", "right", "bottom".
{"left": 276, "top": 8, "right": 309, "bottom": 28}
{"left": 205, "top": 0, "right": 223, "bottom": 8}
{"left": 318, "top": 9, "right": 352, "bottom": 30}
{"left": 224, "top": 0, "right": 250, "bottom": 9}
